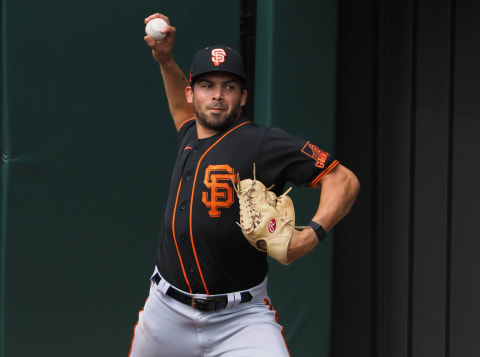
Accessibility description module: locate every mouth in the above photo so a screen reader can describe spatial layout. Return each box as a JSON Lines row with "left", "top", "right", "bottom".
{"left": 207, "top": 106, "right": 227, "bottom": 112}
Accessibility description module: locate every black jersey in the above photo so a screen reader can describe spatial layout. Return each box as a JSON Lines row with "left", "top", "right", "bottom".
{"left": 156, "top": 116, "right": 339, "bottom": 294}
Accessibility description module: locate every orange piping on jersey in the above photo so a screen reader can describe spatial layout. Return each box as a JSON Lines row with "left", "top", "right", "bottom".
{"left": 172, "top": 178, "right": 193, "bottom": 293}
{"left": 128, "top": 295, "right": 150, "bottom": 356}
{"left": 263, "top": 298, "right": 291, "bottom": 356}
{"left": 177, "top": 117, "right": 196, "bottom": 132}
{"left": 184, "top": 146, "right": 193, "bottom": 151}
{"left": 307, "top": 160, "right": 340, "bottom": 188}
{"left": 189, "top": 120, "right": 252, "bottom": 294}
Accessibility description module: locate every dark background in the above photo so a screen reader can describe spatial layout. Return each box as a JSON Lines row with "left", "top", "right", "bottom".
{"left": 332, "top": 0, "right": 480, "bottom": 356}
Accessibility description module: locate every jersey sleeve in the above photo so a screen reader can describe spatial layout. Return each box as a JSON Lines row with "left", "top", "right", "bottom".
{"left": 256, "top": 127, "right": 340, "bottom": 188}
{"left": 176, "top": 117, "right": 196, "bottom": 145}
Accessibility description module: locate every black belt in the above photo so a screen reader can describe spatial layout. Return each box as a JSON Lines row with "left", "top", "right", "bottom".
{"left": 153, "top": 274, "right": 253, "bottom": 312}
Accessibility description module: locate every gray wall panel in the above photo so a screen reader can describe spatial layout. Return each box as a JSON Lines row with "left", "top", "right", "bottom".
{"left": 411, "top": 0, "right": 451, "bottom": 356}
{"left": 333, "top": 0, "right": 480, "bottom": 356}
{"left": 376, "top": 1, "right": 415, "bottom": 356}
{"left": 331, "top": 0, "right": 375, "bottom": 354}
{"left": 450, "top": 0, "right": 480, "bottom": 356}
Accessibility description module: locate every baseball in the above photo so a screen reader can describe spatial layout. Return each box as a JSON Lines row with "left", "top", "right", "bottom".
{"left": 145, "top": 18, "right": 168, "bottom": 40}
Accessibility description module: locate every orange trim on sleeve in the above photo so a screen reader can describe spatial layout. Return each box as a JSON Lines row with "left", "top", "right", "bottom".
{"left": 176, "top": 117, "right": 196, "bottom": 132}
{"left": 189, "top": 120, "right": 252, "bottom": 294}
{"left": 172, "top": 178, "right": 193, "bottom": 293}
{"left": 308, "top": 160, "right": 340, "bottom": 188}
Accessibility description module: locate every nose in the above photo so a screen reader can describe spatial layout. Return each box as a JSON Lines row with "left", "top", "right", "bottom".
{"left": 212, "top": 86, "right": 223, "bottom": 101}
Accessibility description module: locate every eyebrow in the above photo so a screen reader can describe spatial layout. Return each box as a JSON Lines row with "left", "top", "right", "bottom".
{"left": 198, "top": 79, "right": 240, "bottom": 85}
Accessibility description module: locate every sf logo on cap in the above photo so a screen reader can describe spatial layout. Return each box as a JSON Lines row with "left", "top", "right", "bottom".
{"left": 211, "top": 48, "right": 226, "bottom": 67}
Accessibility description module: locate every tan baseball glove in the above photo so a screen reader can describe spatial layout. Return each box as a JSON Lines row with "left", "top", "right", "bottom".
{"left": 232, "top": 165, "right": 306, "bottom": 265}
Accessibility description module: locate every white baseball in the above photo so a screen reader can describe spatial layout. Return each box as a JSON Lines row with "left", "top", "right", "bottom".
{"left": 145, "top": 18, "right": 168, "bottom": 40}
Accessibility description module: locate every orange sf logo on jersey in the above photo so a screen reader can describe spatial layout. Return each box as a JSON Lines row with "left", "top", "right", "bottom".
{"left": 211, "top": 49, "right": 226, "bottom": 67}
{"left": 301, "top": 141, "right": 329, "bottom": 168}
{"left": 202, "top": 165, "right": 237, "bottom": 217}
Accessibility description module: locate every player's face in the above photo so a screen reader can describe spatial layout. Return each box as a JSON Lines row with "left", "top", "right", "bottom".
{"left": 186, "top": 72, "right": 247, "bottom": 131}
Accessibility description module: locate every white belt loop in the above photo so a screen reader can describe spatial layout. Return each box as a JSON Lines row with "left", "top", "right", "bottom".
{"left": 152, "top": 266, "right": 172, "bottom": 295}
{"left": 233, "top": 292, "right": 242, "bottom": 307}
{"left": 226, "top": 293, "right": 236, "bottom": 309}
{"left": 158, "top": 278, "right": 170, "bottom": 295}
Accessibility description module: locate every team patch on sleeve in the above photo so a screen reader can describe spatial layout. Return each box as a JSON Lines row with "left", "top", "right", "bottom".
{"left": 301, "top": 141, "right": 329, "bottom": 168}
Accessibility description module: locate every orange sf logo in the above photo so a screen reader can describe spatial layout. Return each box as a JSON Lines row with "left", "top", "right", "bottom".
{"left": 202, "top": 165, "right": 237, "bottom": 217}
{"left": 211, "top": 49, "right": 226, "bottom": 67}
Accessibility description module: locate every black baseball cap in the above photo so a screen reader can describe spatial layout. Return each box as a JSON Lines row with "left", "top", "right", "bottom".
{"left": 189, "top": 45, "right": 245, "bottom": 84}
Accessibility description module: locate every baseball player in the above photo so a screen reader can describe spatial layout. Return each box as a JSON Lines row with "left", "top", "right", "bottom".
{"left": 129, "top": 13, "right": 360, "bottom": 357}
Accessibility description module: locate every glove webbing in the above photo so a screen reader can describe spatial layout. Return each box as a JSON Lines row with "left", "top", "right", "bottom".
{"left": 232, "top": 163, "right": 310, "bottom": 230}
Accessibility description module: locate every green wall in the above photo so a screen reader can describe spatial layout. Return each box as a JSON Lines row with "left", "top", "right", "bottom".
{"left": 0, "top": 1, "right": 240, "bottom": 356}
{"left": 255, "top": 1, "right": 338, "bottom": 356}
{"left": 0, "top": 0, "right": 337, "bottom": 356}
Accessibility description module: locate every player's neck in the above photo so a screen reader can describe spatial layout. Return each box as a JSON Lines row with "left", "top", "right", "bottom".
{"left": 196, "top": 124, "right": 219, "bottom": 139}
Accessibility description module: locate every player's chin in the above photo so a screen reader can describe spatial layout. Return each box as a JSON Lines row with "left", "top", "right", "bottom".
{"left": 208, "top": 120, "right": 230, "bottom": 130}
{"left": 198, "top": 109, "right": 238, "bottom": 130}
{"left": 206, "top": 113, "right": 230, "bottom": 126}
{"left": 207, "top": 109, "right": 228, "bottom": 120}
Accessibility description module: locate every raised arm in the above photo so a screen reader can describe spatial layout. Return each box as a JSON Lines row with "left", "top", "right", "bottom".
{"left": 287, "top": 164, "right": 360, "bottom": 263}
{"left": 144, "top": 13, "right": 195, "bottom": 130}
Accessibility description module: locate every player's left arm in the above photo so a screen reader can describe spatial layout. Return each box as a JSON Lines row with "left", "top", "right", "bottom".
{"left": 286, "top": 164, "right": 360, "bottom": 263}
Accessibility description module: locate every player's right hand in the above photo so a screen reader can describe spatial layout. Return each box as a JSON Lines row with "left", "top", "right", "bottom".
{"left": 144, "top": 13, "right": 176, "bottom": 65}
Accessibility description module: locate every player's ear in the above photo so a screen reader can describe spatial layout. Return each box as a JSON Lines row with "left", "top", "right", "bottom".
{"left": 240, "top": 89, "right": 247, "bottom": 107}
{"left": 186, "top": 86, "right": 193, "bottom": 104}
